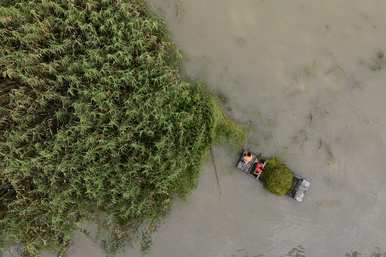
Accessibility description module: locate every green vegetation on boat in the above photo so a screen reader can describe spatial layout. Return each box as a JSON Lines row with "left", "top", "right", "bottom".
{"left": 0, "top": 0, "right": 243, "bottom": 255}
{"left": 260, "top": 157, "right": 294, "bottom": 196}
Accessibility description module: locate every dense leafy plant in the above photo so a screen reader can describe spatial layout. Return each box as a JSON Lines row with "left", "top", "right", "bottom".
{"left": 261, "top": 157, "right": 294, "bottom": 196}
{"left": 0, "top": 0, "right": 242, "bottom": 255}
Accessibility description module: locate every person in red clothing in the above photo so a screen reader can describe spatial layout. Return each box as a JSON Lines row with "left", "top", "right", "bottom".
{"left": 254, "top": 160, "right": 266, "bottom": 175}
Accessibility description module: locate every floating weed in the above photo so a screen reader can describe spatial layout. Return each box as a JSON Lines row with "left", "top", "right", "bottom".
{"left": 369, "top": 50, "right": 386, "bottom": 71}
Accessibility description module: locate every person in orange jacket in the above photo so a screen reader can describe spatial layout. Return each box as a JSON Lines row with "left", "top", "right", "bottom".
{"left": 243, "top": 151, "right": 253, "bottom": 164}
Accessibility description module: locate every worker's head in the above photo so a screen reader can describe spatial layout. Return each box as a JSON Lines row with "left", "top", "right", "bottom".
{"left": 244, "top": 151, "right": 251, "bottom": 157}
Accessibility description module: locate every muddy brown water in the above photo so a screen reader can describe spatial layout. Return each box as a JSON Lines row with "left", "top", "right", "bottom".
{"left": 4, "top": 1, "right": 386, "bottom": 257}
{"left": 140, "top": 1, "right": 386, "bottom": 256}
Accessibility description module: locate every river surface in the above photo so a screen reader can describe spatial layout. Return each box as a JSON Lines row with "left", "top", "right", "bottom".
{"left": 141, "top": 1, "right": 386, "bottom": 256}
{"left": 4, "top": 1, "right": 386, "bottom": 257}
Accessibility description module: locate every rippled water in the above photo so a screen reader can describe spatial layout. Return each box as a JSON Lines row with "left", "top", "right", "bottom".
{"left": 141, "top": 0, "right": 386, "bottom": 257}
{"left": 4, "top": 1, "right": 386, "bottom": 257}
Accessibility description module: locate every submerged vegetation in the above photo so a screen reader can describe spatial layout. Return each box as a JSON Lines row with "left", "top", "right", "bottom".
{"left": 261, "top": 157, "right": 294, "bottom": 196}
{"left": 0, "top": 0, "right": 242, "bottom": 255}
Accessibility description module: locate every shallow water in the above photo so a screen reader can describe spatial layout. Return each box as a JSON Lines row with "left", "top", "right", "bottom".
{"left": 139, "top": 1, "right": 386, "bottom": 256}
{"left": 141, "top": 0, "right": 386, "bottom": 256}
{"left": 5, "top": 1, "right": 386, "bottom": 257}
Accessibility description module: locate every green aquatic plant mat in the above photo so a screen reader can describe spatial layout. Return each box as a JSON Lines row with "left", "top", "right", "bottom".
{"left": 261, "top": 157, "right": 294, "bottom": 196}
